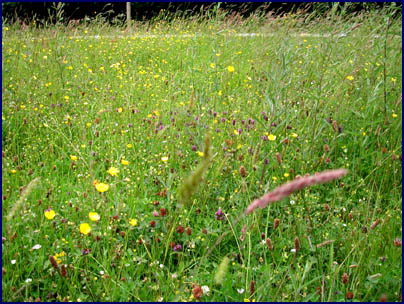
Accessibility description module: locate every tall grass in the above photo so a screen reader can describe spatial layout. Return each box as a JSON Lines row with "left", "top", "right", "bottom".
{"left": 2, "top": 5, "right": 401, "bottom": 302}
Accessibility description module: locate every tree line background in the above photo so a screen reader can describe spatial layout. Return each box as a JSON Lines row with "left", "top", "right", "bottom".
{"left": 2, "top": 2, "right": 401, "bottom": 25}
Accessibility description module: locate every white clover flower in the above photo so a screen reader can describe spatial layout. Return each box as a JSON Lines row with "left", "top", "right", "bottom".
{"left": 32, "top": 244, "right": 41, "bottom": 250}
{"left": 237, "top": 288, "right": 245, "bottom": 294}
{"left": 201, "top": 285, "right": 210, "bottom": 295}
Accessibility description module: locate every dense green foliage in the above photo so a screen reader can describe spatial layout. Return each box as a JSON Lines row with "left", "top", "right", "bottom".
{"left": 2, "top": 7, "right": 402, "bottom": 302}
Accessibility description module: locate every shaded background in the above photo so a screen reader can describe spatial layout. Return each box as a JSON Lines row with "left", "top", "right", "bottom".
{"left": 2, "top": 2, "right": 400, "bottom": 25}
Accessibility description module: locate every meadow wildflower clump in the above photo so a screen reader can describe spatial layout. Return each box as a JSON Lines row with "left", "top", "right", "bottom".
{"left": 1, "top": 6, "right": 401, "bottom": 302}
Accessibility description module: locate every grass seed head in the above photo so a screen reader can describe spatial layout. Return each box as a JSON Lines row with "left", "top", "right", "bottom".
{"left": 214, "top": 256, "right": 230, "bottom": 285}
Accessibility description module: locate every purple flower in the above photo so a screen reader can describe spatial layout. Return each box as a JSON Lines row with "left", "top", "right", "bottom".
{"left": 215, "top": 208, "right": 224, "bottom": 220}
{"left": 173, "top": 244, "right": 182, "bottom": 251}
{"left": 152, "top": 211, "right": 159, "bottom": 217}
{"left": 192, "top": 145, "right": 197, "bottom": 151}
{"left": 232, "top": 119, "right": 236, "bottom": 126}
{"left": 81, "top": 248, "right": 91, "bottom": 255}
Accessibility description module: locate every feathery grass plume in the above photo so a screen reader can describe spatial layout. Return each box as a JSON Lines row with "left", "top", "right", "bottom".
{"left": 253, "top": 142, "right": 261, "bottom": 165}
{"left": 275, "top": 152, "right": 282, "bottom": 165}
{"left": 245, "top": 169, "right": 348, "bottom": 214}
{"left": 273, "top": 218, "right": 280, "bottom": 229}
{"left": 49, "top": 256, "right": 59, "bottom": 270}
{"left": 316, "top": 239, "right": 335, "bottom": 248}
{"left": 60, "top": 264, "right": 67, "bottom": 278}
{"left": 6, "top": 177, "right": 40, "bottom": 222}
{"left": 239, "top": 165, "right": 247, "bottom": 178}
{"left": 250, "top": 280, "right": 255, "bottom": 297}
{"left": 371, "top": 219, "right": 381, "bottom": 230}
{"left": 266, "top": 238, "right": 273, "bottom": 251}
{"left": 178, "top": 133, "right": 212, "bottom": 206}
{"left": 214, "top": 256, "right": 230, "bottom": 285}
{"left": 294, "top": 237, "right": 300, "bottom": 252}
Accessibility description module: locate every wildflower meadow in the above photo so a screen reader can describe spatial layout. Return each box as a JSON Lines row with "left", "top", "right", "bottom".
{"left": 1, "top": 5, "right": 402, "bottom": 302}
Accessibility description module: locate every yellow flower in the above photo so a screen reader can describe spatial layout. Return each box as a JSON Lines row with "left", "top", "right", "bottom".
{"left": 234, "top": 129, "right": 239, "bottom": 135}
{"left": 95, "top": 183, "right": 110, "bottom": 193}
{"left": 126, "top": 144, "right": 133, "bottom": 148}
{"left": 107, "top": 167, "right": 119, "bottom": 176}
{"left": 291, "top": 133, "right": 298, "bottom": 138}
{"left": 53, "top": 251, "right": 65, "bottom": 264}
{"left": 10, "top": 169, "right": 17, "bottom": 174}
{"left": 70, "top": 155, "right": 78, "bottom": 161}
{"left": 89, "top": 212, "right": 100, "bottom": 222}
{"left": 284, "top": 173, "right": 289, "bottom": 177}
{"left": 86, "top": 123, "right": 92, "bottom": 127}
{"left": 392, "top": 113, "right": 398, "bottom": 118}
{"left": 210, "top": 63, "right": 215, "bottom": 68}
{"left": 80, "top": 223, "right": 91, "bottom": 235}
{"left": 391, "top": 77, "right": 396, "bottom": 83}
{"left": 44, "top": 209, "right": 56, "bottom": 220}
{"left": 268, "top": 134, "right": 276, "bottom": 141}
{"left": 346, "top": 75, "right": 354, "bottom": 81}
{"left": 129, "top": 219, "right": 138, "bottom": 226}
{"left": 227, "top": 65, "right": 235, "bottom": 73}
{"left": 197, "top": 151, "right": 204, "bottom": 157}
{"left": 117, "top": 107, "right": 123, "bottom": 113}
{"left": 121, "top": 159, "right": 129, "bottom": 165}
{"left": 161, "top": 156, "right": 169, "bottom": 162}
